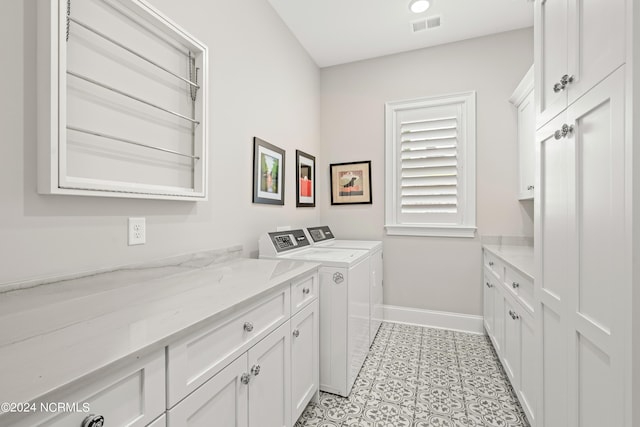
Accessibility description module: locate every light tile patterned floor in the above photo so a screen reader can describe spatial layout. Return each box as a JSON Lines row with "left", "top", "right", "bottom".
{"left": 295, "top": 322, "right": 530, "bottom": 427}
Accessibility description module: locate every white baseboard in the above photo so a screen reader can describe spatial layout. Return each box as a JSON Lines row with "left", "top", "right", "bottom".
{"left": 383, "top": 304, "right": 485, "bottom": 335}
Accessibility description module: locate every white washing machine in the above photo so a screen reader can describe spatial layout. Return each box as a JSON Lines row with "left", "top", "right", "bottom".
{"left": 305, "top": 226, "right": 383, "bottom": 347}
{"left": 259, "top": 229, "right": 370, "bottom": 397}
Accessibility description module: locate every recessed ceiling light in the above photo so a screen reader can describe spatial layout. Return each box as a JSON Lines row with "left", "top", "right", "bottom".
{"left": 409, "top": 0, "right": 431, "bottom": 14}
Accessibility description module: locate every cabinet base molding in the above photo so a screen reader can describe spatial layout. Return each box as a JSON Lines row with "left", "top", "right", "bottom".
{"left": 382, "top": 305, "right": 484, "bottom": 334}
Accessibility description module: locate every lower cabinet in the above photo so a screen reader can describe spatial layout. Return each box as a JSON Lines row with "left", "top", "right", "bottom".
{"left": 167, "top": 354, "right": 249, "bottom": 426}
{"left": 4, "top": 350, "right": 166, "bottom": 427}
{"left": 483, "top": 273, "right": 495, "bottom": 337}
{"left": 501, "top": 292, "right": 536, "bottom": 426}
{"left": 483, "top": 252, "right": 536, "bottom": 426}
{"left": 169, "top": 321, "right": 291, "bottom": 427}
{"left": 168, "top": 297, "right": 319, "bottom": 427}
{"left": 248, "top": 321, "right": 291, "bottom": 427}
{"left": 291, "top": 300, "right": 319, "bottom": 422}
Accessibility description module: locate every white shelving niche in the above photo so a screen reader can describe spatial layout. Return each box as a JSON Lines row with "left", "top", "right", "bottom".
{"left": 37, "top": 0, "right": 208, "bottom": 200}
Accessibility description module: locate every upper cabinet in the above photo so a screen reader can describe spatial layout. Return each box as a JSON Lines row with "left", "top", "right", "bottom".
{"left": 510, "top": 66, "right": 535, "bottom": 200}
{"left": 534, "top": 0, "right": 625, "bottom": 129}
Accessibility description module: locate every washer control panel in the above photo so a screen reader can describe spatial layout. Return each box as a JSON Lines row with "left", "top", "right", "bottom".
{"left": 306, "top": 226, "right": 334, "bottom": 243}
{"left": 268, "top": 229, "right": 310, "bottom": 253}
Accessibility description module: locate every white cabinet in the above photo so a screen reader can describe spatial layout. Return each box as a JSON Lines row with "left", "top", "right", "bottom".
{"left": 167, "top": 287, "right": 290, "bottom": 407}
{"left": 483, "top": 250, "right": 536, "bottom": 426}
{"left": 291, "top": 300, "right": 319, "bottom": 423}
{"left": 537, "top": 68, "right": 626, "bottom": 427}
{"left": 5, "top": 350, "right": 166, "bottom": 427}
{"left": 510, "top": 66, "right": 535, "bottom": 200}
{"left": 167, "top": 272, "right": 319, "bottom": 427}
{"left": 482, "top": 273, "right": 495, "bottom": 337}
{"left": 502, "top": 293, "right": 536, "bottom": 426}
{"left": 168, "top": 316, "right": 313, "bottom": 427}
{"left": 168, "top": 354, "right": 249, "bottom": 427}
{"left": 534, "top": 0, "right": 625, "bottom": 129}
{"left": 248, "top": 321, "right": 292, "bottom": 427}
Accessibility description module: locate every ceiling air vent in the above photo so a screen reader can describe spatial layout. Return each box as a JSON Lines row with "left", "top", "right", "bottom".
{"left": 426, "top": 15, "right": 441, "bottom": 29}
{"left": 410, "top": 16, "right": 441, "bottom": 33}
{"left": 411, "top": 19, "right": 427, "bottom": 33}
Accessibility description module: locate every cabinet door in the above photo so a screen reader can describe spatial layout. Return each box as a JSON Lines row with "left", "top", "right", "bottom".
{"left": 534, "top": 0, "right": 569, "bottom": 128}
{"left": 483, "top": 273, "right": 495, "bottom": 336}
{"left": 492, "top": 281, "right": 504, "bottom": 356}
{"left": 502, "top": 297, "right": 521, "bottom": 386}
{"left": 536, "top": 112, "right": 570, "bottom": 427}
{"left": 518, "top": 90, "right": 536, "bottom": 199}
{"left": 167, "top": 354, "right": 248, "bottom": 427}
{"left": 291, "top": 300, "right": 319, "bottom": 423}
{"left": 566, "top": 0, "right": 625, "bottom": 105}
{"left": 519, "top": 309, "right": 537, "bottom": 427}
{"left": 248, "top": 321, "right": 291, "bottom": 427}
{"left": 565, "top": 67, "right": 625, "bottom": 427}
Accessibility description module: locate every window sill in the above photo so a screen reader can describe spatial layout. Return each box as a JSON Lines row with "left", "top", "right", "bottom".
{"left": 384, "top": 224, "right": 477, "bottom": 238}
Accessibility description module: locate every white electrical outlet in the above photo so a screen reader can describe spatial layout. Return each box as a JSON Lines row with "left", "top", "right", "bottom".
{"left": 128, "top": 217, "right": 146, "bottom": 246}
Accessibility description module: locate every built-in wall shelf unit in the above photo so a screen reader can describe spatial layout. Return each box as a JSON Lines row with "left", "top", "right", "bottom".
{"left": 37, "top": 0, "right": 208, "bottom": 200}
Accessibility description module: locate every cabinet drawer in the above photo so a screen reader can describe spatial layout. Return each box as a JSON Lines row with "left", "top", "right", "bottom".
{"left": 3, "top": 350, "right": 165, "bottom": 427}
{"left": 504, "top": 267, "right": 534, "bottom": 313}
{"left": 291, "top": 272, "right": 317, "bottom": 314}
{"left": 483, "top": 251, "right": 504, "bottom": 280}
{"left": 167, "top": 286, "right": 290, "bottom": 407}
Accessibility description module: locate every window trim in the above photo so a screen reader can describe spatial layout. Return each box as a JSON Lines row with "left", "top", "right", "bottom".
{"left": 384, "top": 92, "right": 477, "bottom": 238}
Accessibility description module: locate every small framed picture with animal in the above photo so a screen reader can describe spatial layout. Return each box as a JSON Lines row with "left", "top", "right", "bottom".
{"left": 329, "top": 161, "right": 372, "bottom": 205}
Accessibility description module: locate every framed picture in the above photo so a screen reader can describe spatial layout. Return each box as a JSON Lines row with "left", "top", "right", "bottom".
{"left": 253, "top": 137, "right": 285, "bottom": 205}
{"left": 296, "top": 150, "right": 316, "bottom": 207}
{"left": 330, "top": 161, "right": 372, "bottom": 205}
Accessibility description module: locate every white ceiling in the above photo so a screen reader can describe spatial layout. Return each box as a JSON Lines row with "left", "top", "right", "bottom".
{"left": 267, "top": 0, "right": 534, "bottom": 68}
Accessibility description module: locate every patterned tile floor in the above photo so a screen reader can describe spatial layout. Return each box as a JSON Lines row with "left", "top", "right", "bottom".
{"left": 295, "top": 322, "right": 530, "bottom": 427}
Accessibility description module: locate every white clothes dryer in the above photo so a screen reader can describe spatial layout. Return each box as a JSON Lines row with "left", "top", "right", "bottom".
{"left": 259, "top": 229, "right": 370, "bottom": 397}
{"left": 305, "top": 226, "right": 383, "bottom": 346}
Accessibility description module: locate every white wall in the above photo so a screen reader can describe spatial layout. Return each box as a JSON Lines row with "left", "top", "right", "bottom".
{"left": 319, "top": 28, "right": 534, "bottom": 316}
{"left": 0, "top": 0, "right": 320, "bottom": 285}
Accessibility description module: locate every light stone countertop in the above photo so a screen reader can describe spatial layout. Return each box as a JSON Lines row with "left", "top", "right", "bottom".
{"left": 482, "top": 244, "right": 534, "bottom": 280}
{"left": 0, "top": 254, "right": 319, "bottom": 406}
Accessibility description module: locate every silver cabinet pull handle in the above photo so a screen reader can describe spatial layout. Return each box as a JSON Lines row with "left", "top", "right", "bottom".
{"left": 293, "top": 329, "right": 300, "bottom": 338}
{"left": 485, "top": 282, "right": 493, "bottom": 289}
{"left": 302, "top": 287, "right": 310, "bottom": 295}
{"left": 333, "top": 272, "right": 344, "bottom": 284}
{"left": 488, "top": 261, "right": 494, "bottom": 266}
{"left": 243, "top": 322, "right": 254, "bottom": 332}
{"left": 553, "top": 74, "right": 574, "bottom": 93}
{"left": 241, "top": 373, "right": 251, "bottom": 385}
{"left": 251, "top": 364, "right": 261, "bottom": 376}
{"left": 527, "top": 185, "right": 534, "bottom": 190}
{"left": 82, "top": 415, "right": 105, "bottom": 427}
{"left": 512, "top": 282, "right": 520, "bottom": 289}
{"left": 554, "top": 123, "right": 575, "bottom": 140}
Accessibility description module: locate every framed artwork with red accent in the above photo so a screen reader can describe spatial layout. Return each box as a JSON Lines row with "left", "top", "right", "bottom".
{"left": 296, "top": 150, "right": 315, "bottom": 207}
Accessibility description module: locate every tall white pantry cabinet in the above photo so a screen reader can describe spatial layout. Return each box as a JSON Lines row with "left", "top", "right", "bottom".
{"left": 533, "top": 0, "right": 639, "bottom": 426}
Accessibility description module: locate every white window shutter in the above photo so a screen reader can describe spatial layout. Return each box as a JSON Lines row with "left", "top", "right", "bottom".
{"left": 385, "top": 93, "right": 476, "bottom": 237}
{"left": 400, "top": 115, "right": 458, "bottom": 215}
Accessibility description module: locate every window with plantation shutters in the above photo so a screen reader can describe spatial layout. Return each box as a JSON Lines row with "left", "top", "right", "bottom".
{"left": 385, "top": 92, "right": 476, "bottom": 237}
